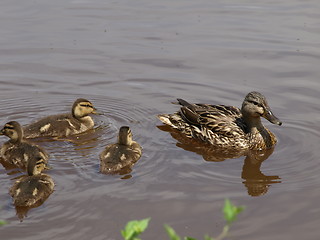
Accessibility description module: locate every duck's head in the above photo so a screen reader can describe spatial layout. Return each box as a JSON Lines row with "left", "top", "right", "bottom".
{"left": 72, "top": 98, "right": 97, "bottom": 119}
{"left": 118, "top": 126, "right": 133, "bottom": 146}
{"left": 241, "top": 92, "right": 282, "bottom": 126}
{"left": 27, "top": 156, "right": 47, "bottom": 176}
{"left": 0, "top": 121, "right": 23, "bottom": 142}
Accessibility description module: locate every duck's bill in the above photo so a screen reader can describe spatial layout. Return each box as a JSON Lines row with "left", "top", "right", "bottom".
{"left": 92, "top": 109, "right": 105, "bottom": 115}
{"left": 264, "top": 110, "right": 282, "bottom": 126}
{"left": 91, "top": 107, "right": 98, "bottom": 115}
{"left": 93, "top": 110, "right": 106, "bottom": 116}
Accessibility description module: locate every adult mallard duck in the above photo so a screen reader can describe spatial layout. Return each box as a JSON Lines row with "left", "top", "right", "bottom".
{"left": 23, "top": 98, "right": 97, "bottom": 138}
{"left": 0, "top": 121, "right": 49, "bottom": 170}
{"left": 9, "top": 156, "right": 54, "bottom": 207}
{"left": 100, "top": 126, "right": 142, "bottom": 174}
{"left": 158, "top": 92, "right": 282, "bottom": 150}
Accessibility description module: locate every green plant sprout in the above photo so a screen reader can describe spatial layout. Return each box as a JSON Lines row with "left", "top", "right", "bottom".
{"left": 165, "top": 199, "right": 244, "bottom": 240}
{"left": 0, "top": 220, "right": 7, "bottom": 226}
{"left": 164, "top": 224, "right": 182, "bottom": 240}
{"left": 121, "top": 199, "right": 244, "bottom": 240}
{"left": 0, "top": 206, "right": 7, "bottom": 227}
{"left": 121, "top": 218, "right": 150, "bottom": 240}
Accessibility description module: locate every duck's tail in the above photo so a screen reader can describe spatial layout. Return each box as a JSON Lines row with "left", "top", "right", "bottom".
{"left": 157, "top": 98, "right": 195, "bottom": 132}
{"left": 157, "top": 114, "right": 176, "bottom": 128}
{"left": 157, "top": 113, "right": 195, "bottom": 140}
{"left": 158, "top": 112, "right": 188, "bottom": 129}
{"left": 177, "top": 98, "right": 192, "bottom": 107}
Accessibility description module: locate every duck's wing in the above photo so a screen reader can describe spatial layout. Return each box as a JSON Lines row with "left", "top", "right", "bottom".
{"left": 23, "top": 113, "right": 81, "bottom": 138}
{"left": 10, "top": 175, "right": 54, "bottom": 206}
{"left": 180, "top": 102, "right": 246, "bottom": 137}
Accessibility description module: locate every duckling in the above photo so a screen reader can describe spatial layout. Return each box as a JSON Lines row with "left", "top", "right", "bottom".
{"left": 9, "top": 156, "right": 54, "bottom": 207}
{"left": 158, "top": 92, "right": 282, "bottom": 150}
{"left": 23, "top": 98, "right": 97, "bottom": 138}
{"left": 100, "top": 126, "right": 142, "bottom": 174}
{"left": 0, "top": 121, "right": 49, "bottom": 170}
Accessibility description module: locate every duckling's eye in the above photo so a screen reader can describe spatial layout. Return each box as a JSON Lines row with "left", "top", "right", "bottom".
{"left": 80, "top": 104, "right": 93, "bottom": 108}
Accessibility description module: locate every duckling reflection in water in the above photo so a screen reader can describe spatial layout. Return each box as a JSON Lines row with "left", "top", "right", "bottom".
{"left": 0, "top": 121, "right": 49, "bottom": 171}
{"left": 100, "top": 126, "right": 142, "bottom": 175}
{"left": 23, "top": 98, "right": 97, "bottom": 138}
{"left": 9, "top": 155, "right": 54, "bottom": 220}
{"left": 158, "top": 92, "right": 282, "bottom": 150}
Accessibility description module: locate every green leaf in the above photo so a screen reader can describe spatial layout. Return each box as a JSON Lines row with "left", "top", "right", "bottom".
{"left": 121, "top": 218, "right": 150, "bottom": 240}
{"left": 203, "top": 235, "right": 214, "bottom": 240}
{"left": 184, "top": 237, "right": 197, "bottom": 240}
{"left": 223, "top": 199, "right": 245, "bottom": 225}
{"left": 164, "top": 224, "right": 181, "bottom": 240}
{"left": 0, "top": 220, "right": 7, "bottom": 226}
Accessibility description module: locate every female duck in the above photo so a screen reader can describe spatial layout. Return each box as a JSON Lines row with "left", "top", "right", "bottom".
{"left": 158, "top": 92, "right": 282, "bottom": 150}
{"left": 0, "top": 121, "right": 49, "bottom": 170}
{"left": 23, "top": 98, "right": 97, "bottom": 138}
{"left": 100, "top": 126, "right": 142, "bottom": 174}
{"left": 9, "top": 156, "right": 54, "bottom": 207}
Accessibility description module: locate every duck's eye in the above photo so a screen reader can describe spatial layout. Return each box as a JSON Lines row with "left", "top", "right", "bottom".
{"left": 249, "top": 101, "right": 262, "bottom": 107}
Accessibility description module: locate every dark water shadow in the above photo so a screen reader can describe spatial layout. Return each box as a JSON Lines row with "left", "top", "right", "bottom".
{"left": 99, "top": 166, "right": 133, "bottom": 179}
{"left": 0, "top": 157, "right": 24, "bottom": 176}
{"left": 14, "top": 196, "right": 52, "bottom": 222}
{"left": 158, "top": 125, "right": 281, "bottom": 196}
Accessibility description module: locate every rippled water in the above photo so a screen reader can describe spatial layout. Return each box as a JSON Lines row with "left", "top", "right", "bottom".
{"left": 1, "top": 0, "right": 320, "bottom": 239}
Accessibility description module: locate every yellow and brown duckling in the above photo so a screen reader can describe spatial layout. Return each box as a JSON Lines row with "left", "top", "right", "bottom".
{"left": 23, "top": 98, "right": 97, "bottom": 138}
{"left": 9, "top": 156, "right": 54, "bottom": 207}
{"left": 158, "top": 91, "right": 282, "bottom": 150}
{"left": 0, "top": 121, "right": 49, "bottom": 170}
{"left": 100, "top": 126, "right": 142, "bottom": 174}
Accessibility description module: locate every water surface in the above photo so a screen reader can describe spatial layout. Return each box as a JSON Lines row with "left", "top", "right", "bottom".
{"left": 1, "top": 0, "right": 320, "bottom": 239}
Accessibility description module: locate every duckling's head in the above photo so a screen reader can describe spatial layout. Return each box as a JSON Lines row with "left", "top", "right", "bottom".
{"left": 0, "top": 121, "right": 23, "bottom": 142}
{"left": 72, "top": 98, "right": 97, "bottom": 119}
{"left": 118, "top": 126, "right": 133, "bottom": 146}
{"left": 27, "top": 156, "right": 47, "bottom": 176}
{"left": 241, "top": 92, "right": 282, "bottom": 126}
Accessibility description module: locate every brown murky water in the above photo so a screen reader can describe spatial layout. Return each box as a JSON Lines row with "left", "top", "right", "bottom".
{"left": 1, "top": 0, "right": 320, "bottom": 239}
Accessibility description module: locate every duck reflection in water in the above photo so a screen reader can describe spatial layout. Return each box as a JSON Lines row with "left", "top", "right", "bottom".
{"left": 9, "top": 156, "right": 54, "bottom": 221}
{"left": 241, "top": 148, "right": 281, "bottom": 196}
{"left": 158, "top": 125, "right": 281, "bottom": 197}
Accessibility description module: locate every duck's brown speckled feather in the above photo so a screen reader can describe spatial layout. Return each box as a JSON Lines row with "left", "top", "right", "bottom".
{"left": 9, "top": 174, "right": 54, "bottom": 207}
{"left": 99, "top": 143, "right": 142, "bottom": 174}
{"left": 23, "top": 113, "right": 93, "bottom": 138}
{"left": 158, "top": 94, "right": 280, "bottom": 150}
{"left": 159, "top": 105, "right": 249, "bottom": 149}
